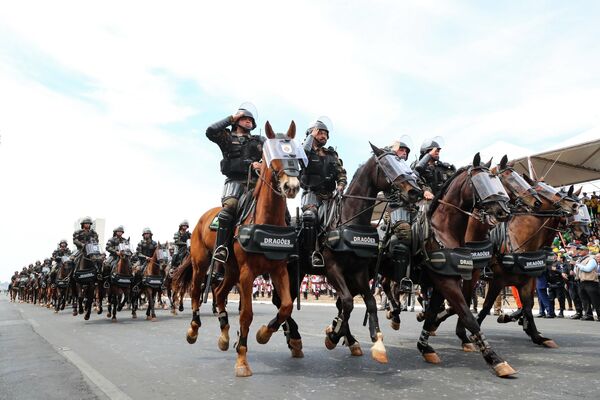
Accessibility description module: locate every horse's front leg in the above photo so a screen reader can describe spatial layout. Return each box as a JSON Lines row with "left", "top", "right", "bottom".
{"left": 382, "top": 278, "right": 401, "bottom": 330}
{"left": 519, "top": 279, "right": 557, "bottom": 348}
{"left": 256, "top": 263, "right": 293, "bottom": 346}
{"left": 357, "top": 269, "right": 388, "bottom": 364}
{"left": 235, "top": 267, "right": 255, "bottom": 377}
{"left": 215, "top": 266, "right": 237, "bottom": 352}
{"left": 417, "top": 286, "right": 445, "bottom": 364}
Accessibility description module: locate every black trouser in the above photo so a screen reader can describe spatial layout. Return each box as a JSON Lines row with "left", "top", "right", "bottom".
{"left": 547, "top": 285, "right": 565, "bottom": 314}
{"left": 579, "top": 281, "right": 600, "bottom": 318}
{"left": 568, "top": 280, "right": 583, "bottom": 314}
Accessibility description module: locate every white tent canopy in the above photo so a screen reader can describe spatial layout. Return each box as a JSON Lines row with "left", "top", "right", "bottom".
{"left": 510, "top": 139, "right": 600, "bottom": 187}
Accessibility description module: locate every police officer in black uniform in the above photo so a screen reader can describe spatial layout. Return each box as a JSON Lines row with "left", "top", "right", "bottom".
{"left": 206, "top": 104, "right": 264, "bottom": 280}
{"left": 106, "top": 226, "right": 127, "bottom": 270}
{"left": 73, "top": 216, "right": 99, "bottom": 266}
{"left": 300, "top": 118, "right": 347, "bottom": 267}
{"left": 51, "top": 239, "right": 72, "bottom": 272}
{"left": 136, "top": 228, "right": 157, "bottom": 272}
{"left": 172, "top": 220, "right": 191, "bottom": 269}
{"left": 412, "top": 138, "right": 455, "bottom": 198}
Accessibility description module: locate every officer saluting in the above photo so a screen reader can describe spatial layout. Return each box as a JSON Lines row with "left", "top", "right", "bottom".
{"left": 206, "top": 103, "right": 264, "bottom": 281}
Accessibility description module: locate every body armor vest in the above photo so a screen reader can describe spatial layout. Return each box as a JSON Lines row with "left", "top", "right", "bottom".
{"left": 174, "top": 231, "right": 191, "bottom": 249}
{"left": 300, "top": 148, "right": 338, "bottom": 192}
{"left": 419, "top": 163, "right": 455, "bottom": 196}
{"left": 219, "top": 134, "right": 263, "bottom": 179}
{"left": 137, "top": 240, "right": 157, "bottom": 258}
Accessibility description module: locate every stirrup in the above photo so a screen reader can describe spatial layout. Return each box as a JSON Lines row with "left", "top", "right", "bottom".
{"left": 311, "top": 251, "right": 325, "bottom": 268}
{"left": 213, "top": 245, "right": 229, "bottom": 264}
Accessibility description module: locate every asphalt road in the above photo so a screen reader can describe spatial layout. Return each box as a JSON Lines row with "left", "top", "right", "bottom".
{"left": 1, "top": 295, "right": 600, "bottom": 400}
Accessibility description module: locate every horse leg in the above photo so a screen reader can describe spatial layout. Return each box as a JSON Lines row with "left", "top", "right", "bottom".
{"left": 235, "top": 268, "right": 255, "bottom": 377}
{"left": 215, "top": 270, "right": 237, "bottom": 351}
{"left": 477, "top": 275, "right": 504, "bottom": 325}
{"left": 417, "top": 288, "right": 445, "bottom": 363}
{"left": 84, "top": 286, "right": 92, "bottom": 320}
{"left": 382, "top": 279, "right": 401, "bottom": 330}
{"left": 519, "top": 279, "right": 557, "bottom": 348}
{"left": 186, "top": 263, "right": 203, "bottom": 344}
{"left": 358, "top": 269, "right": 388, "bottom": 364}
{"left": 151, "top": 290, "right": 157, "bottom": 320}
{"left": 273, "top": 270, "right": 303, "bottom": 358}
{"left": 441, "top": 277, "right": 516, "bottom": 377}
{"left": 256, "top": 266, "right": 293, "bottom": 346}
{"left": 323, "top": 263, "right": 354, "bottom": 352}
{"left": 456, "top": 274, "right": 479, "bottom": 352}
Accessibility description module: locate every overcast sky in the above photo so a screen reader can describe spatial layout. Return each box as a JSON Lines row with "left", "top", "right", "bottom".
{"left": 1, "top": 1, "right": 599, "bottom": 281}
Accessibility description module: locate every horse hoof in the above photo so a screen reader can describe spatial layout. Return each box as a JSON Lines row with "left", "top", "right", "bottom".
{"left": 423, "top": 352, "right": 441, "bottom": 364}
{"left": 349, "top": 342, "right": 363, "bottom": 356}
{"left": 416, "top": 312, "right": 425, "bottom": 322}
{"left": 235, "top": 365, "right": 253, "bottom": 378}
{"left": 390, "top": 320, "right": 400, "bottom": 331}
{"left": 386, "top": 310, "right": 393, "bottom": 320}
{"left": 54, "top": 310, "right": 58, "bottom": 314}
{"left": 179, "top": 304, "right": 184, "bottom": 312}
{"left": 256, "top": 325, "right": 273, "bottom": 345}
{"left": 132, "top": 314, "right": 137, "bottom": 319}
{"left": 289, "top": 339, "right": 304, "bottom": 358}
{"left": 187, "top": 328, "right": 198, "bottom": 344}
{"left": 371, "top": 333, "right": 388, "bottom": 363}
{"left": 84, "top": 315, "right": 90, "bottom": 321}
{"left": 493, "top": 361, "right": 517, "bottom": 377}
{"left": 429, "top": 330, "right": 437, "bottom": 337}
{"left": 171, "top": 310, "right": 177, "bottom": 315}
{"left": 151, "top": 317, "right": 157, "bottom": 322}
{"left": 111, "top": 318, "right": 117, "bottom": 323}
{"left": 324, "top": 326, "right": 337, "bottom": 350}
{"left": 218, "top": 336, "right": 230, "bottom": 351}
{"left": 107, "top": 313, "right": 111, "bottom": 318}
{"left": 97, "top": 308, "right": 102, "bottom": 315}
{"left": 542, "top": 340, "right": 559, "bottom": 349}
{"left": 146, "top": 316, "right": 151, "bottom": 320}
{"left": 462, "top": 343, "right": 477, "bottom": 352}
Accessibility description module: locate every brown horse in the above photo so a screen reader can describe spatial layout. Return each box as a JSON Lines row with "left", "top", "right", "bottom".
{"left": 72, "top": 241, "right": 104, "bottom": 320}
{"left": 106, "top": 240, "right": 134, "bottom": 321}
{"left": 140, "top": 243, "right": 168, "bottom": 321}
{"left": 473, "top": 174, "right": 583, "bottom": 346}
{"left": 174, "top": 121, "right": 301, "bottom": 377}
{"left": 415, "top": 153, "right": 517, "bottom": 377}
{"left": 53, "top": 256, "right": 73, "bottom": 313}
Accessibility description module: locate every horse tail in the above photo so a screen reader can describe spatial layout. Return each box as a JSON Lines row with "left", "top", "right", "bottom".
{"left": 172, "top": 254, "right": 193, "bottom": 295}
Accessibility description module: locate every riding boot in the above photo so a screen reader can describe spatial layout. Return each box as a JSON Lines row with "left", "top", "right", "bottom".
{"left": 212, "top": 209, "right": 234, "bottom": 282}
{"left": 302, "top": 209, "right": 324, "bottom": 268}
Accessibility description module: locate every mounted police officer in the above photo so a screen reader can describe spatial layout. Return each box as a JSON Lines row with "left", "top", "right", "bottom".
{"left": 33, "top": 260, "right": 42, "bottom": 273}
{"left": 51, "top": 239, "right": 72, "bottom": 272}
{"left": 172, "top": 220, "right": 191, "bottom": 269}
{"left": 105, "top": 226, "right": 127, "bottom": 271}
{"left": 206, "top": 103, "right": 264, "bottom": 281}
{"left": 300, "top": 117, "right": 347, "bottom": 267}
{"left": 72, "top": 216, "right": 99, "bottom": 268}
{"left": 136, "top": 228, "right": 157, "bottom": 272}
{"left": 412, "top": 137, "right": 454, "bottom": 198}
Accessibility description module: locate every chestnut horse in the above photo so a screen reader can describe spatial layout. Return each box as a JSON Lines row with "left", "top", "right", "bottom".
{"left": 174, "top": 121, "right": 301, "bottom": 377}
{"left": 141, "top": 243, "right": 168, "bottom": 321}
{"left": 415, "top": 153, "right": 517, "bottom": 377}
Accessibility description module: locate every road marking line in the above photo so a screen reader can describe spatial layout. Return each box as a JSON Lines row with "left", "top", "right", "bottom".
{"left": 59, "top": 348, "right": 132, "bottom": 400}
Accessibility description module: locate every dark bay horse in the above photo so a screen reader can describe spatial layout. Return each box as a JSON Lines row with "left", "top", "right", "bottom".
{"left": 107, "top": 240, "right": 134, "bottom": 321}
{"left": 415, "top": 153, "right": 517, "bottom": 377}
{"left": 271, "top": 143, "right": 422, "bottom": 363}
{"left": 173, "top": 121, "right": 301, "bottom": 377}
{"left": 72, "top": 241, "right": 104, "bottom": 320}
{"left": 53, "top": 256, "right": 73, "bottom": 313}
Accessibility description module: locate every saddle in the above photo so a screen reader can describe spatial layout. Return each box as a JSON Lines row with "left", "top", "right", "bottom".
{"left": 237, "top": 224, "right": 297, "bottom": 260}
{"left": 325, "top": 224, "right": 379, "bottom": 258}
{"left": 210, "top": 189, "right": 256, "bottom": 231}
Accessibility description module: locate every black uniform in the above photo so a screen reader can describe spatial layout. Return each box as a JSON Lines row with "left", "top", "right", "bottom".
{"left": 412, "top": 153, "right": 456, "bottom": 196}
{"left": 172, "top": 230, "right": 191, "bottom": 268}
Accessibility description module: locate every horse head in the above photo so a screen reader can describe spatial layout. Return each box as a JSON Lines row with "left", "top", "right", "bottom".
{"left": 493, "top": 154, "right": 542, "bottom": 210}
{"left": 263, "top": 121, "right": 301, "bottom": 199}
{"left": 369, "top": 142, "right": 423, "bottom": 204}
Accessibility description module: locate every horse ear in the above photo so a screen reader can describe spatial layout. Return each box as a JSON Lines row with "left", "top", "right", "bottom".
{"left": 522, "top": 173, "right": 534, "bottom": 185}
{"left": 500, "top": 155, "right": 508, "bottom": 169}
{"left": 369, "top": 142, "right": 384, "bottom": 157}
{"left": 287, "top": 120, "right": 296, "bottom": 139}
{"left": 574, "top": 187, "right": 582, "bottom": 197}
{"left": 568, "top": 185, "right": 574, "bottom": 197}
{"left": 265, "top": 121, "right": 275, "bottom": 139}
{"left": 473, "top": 152, "right": 481, "bottom": 167}
{"left": 484, "top": 157, "right": 493, "bottom": 168}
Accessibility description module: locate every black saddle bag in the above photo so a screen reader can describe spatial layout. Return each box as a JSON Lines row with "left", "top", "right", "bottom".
{"left": 143, "top": 275, "right": 163, "bottom": 289}
{"left": 325, "top": 225, "right": 379, "bottom": 258}
{"left": 111, "top": 273, "right": 134, "bottom": 287}
{"left": 500, "top": 250, "right": 548, "bottom": 277}
{"left": 238, "top": 224, "right": 297, "bottom": 261}
{"left": 426, "top": 248, "right": 474, "bottom": 280}
{"left": 73, "top": 268, "right": 96, "bottom": 284}
{"left": 464, "top": 241, "right": 493, "bottom": 270}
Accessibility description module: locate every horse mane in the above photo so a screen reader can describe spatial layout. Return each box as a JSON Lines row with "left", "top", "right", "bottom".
{"left": 427, "top": 166, "right": 469, "bottom": 219}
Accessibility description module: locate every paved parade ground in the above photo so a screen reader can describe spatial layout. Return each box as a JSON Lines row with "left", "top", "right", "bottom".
{"left": 1, "top": 295, "right": 600, "bottom": 400}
